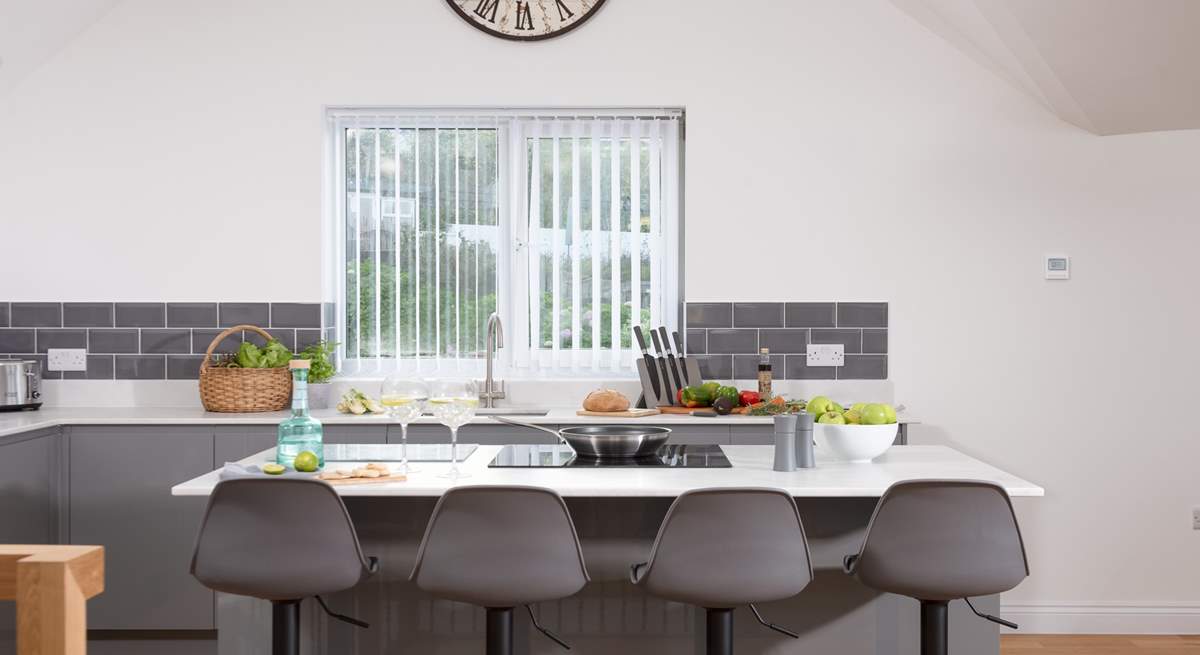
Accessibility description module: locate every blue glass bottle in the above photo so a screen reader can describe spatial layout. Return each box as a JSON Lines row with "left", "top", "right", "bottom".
{"left": 276, "top": 360, "right": 324, "bottom": 469}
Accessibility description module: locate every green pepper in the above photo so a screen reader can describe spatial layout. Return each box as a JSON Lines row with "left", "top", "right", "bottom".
{"left": 680, "top": 386, "right": 711, "bottom": 407}
{"left": 713, "top": 385, "right": 739, "bottom": 404}
{"left": 699, "top": 381, "right": 721, "bottom": 400}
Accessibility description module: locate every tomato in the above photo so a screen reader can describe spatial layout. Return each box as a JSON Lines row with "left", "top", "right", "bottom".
{"left": 738, "top": 390, "right": 761, "bottom": 407}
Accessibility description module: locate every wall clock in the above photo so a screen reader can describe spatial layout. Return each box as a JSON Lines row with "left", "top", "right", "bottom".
{"left": 446, "top": 0, "right": 607, "bottom": 41}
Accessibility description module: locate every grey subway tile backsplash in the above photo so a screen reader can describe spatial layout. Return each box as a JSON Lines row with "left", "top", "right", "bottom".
{"left": 0, "top": 329, "right": 36, "bottom": 353}
{"left": 686, "top": 301, "right": 889, "bottom": 380}
{"left": 836, "top": 302, "right": 888, "bottom": 328}
{"left": 270, "top": 303, "right": 321, "bottom": 328}
{"left": 785, "top": 355, "right": 837, "bottom": 380}
{"left": 193, "top": 328, "right": 240, "bottom": 354}
{"left": 734, "top": 354, "right": 785, "bottom": 380}
{"left": 63, "top": 355, "right": 115, "bottom": 380}
{"left": 733, "top": 303, "right": 784, "bottom": 328}
{"left": 88, "top": 329, "right": 140, "bottom": 354}
{"left": 758, "top": 329, "right": 809, "bottom": 354}
{"left": 220, "top": 303, "right": 270, "bottom": 327}
{"left": 0, "top": 303, "right": 9, "bottom": 327}
{"left": 840, "top": 355, "right": 888, "bottom": 380}
{"left": 115, "top": 355, "right": 166, "bottom": 380}
{"left": 862, "top": 329, "right": 888, "bottom": 354}
{"left": 140, "top": 329, "right": 192, "bottom": 354}
{"left": 295, "top": 329, "right": 323, "bottom": 352}
{"left": 63, "top": 302, "right": 114, "bottom": 327}
{"left": 35, "top": 329, "right": 87, "bottom": 353}
{"left": 694, "top": 355, "right": 733, "bottom": 380}
{"left": 810, "top": 328, "right": 862, "bottom": 354}
{"left": 11, "top": 303, "right": 62, "bottom": 327}
{"left": 167, "top": 303, "right": 218, "bottom": 327}
{"left": 685, "top": 303, "right": 732, "bottom": 328}
{"left": 785, "top": 303, "right": 836, "bottom": 328}
{"left": 167, "top": 355, "right": 205, "bottom": 380}
{"left": 706, "top": 329, "right": 757, "bottom": 354}
{"left": 25, "top": 354, "right": 57, "bottom": 380}
{"left": 115, "top": 303, "right": 166, "bottom": 327}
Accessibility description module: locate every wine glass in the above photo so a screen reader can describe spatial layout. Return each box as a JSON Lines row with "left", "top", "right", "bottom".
{"left": 427, "top": 379, "right": 479, "bottom": 479}
{"left": 381, "top": 376, "right": 429, "bottom": 475}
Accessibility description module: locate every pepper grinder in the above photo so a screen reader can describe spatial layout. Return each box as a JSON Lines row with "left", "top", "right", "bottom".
{"left": 795, "top": 411, "right": 815, "bottom": 468}
{"left": 772, "top": 414, "right": 798, "bottom": 472}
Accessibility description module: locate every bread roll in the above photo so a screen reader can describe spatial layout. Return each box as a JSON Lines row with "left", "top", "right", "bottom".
{"left": 583, "top": 389, "right": 630, "bottom": 413}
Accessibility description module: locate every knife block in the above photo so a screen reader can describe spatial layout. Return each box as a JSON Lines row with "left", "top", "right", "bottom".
{"left": 635, "top": 358, "right": 673, "bottom": 408}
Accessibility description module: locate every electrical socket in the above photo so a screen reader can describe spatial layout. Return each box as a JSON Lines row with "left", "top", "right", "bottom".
{"left": 1193, "top": 508, "right": 1200, "bottom": 531}
{"left": 47, "top": 348, "right": 87, "bottom": 372}
{"left": 807, "top": 343, "right": 845, "bottom": 367}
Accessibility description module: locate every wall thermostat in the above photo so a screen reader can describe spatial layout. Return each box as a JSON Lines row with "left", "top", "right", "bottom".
{"left": 1045, "top": 254, "right": 1070, "bottom": 280}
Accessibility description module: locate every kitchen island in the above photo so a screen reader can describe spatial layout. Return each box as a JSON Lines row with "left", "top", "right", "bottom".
{"left": 173, "top": 443, "right": 1041, "bottom": 655}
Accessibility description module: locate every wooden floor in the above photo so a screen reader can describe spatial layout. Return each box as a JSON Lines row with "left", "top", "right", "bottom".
{"left": 1002, "top": 635, "right": 1200, "bottom": 654}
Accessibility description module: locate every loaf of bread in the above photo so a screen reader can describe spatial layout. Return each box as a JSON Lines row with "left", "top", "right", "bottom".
{"left": 582, "top": 389, "right": 631, "bottom": 413}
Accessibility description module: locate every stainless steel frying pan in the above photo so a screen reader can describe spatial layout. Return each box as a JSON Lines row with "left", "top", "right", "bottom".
{"left": 491, "top": 416, "right": 671, "bottom": 459}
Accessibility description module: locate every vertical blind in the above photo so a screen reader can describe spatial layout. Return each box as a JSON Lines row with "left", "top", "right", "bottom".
{"left": 330, "top": 109, "right": 681, "bottom": 377}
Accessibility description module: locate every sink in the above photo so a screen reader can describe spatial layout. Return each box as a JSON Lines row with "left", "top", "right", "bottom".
{"left": 420, "top": 408, "right": 550, "bottom": 417}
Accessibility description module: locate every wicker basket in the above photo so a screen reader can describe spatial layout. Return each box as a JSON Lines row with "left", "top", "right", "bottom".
{"left": 199, "top": 325, "right": 292, "bottom": 413}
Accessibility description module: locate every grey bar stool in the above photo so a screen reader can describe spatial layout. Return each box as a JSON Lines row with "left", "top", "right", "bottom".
{"left": 631, "top": 488, "right": 813, "bottom": 655}
{"left": 844, "top": 480, "right": 1029, "bottom": 655}
{"left": 190, "top": 478, "right": 377, "bottom": 655}
{"left": 410, "top": 485, "right": 590, "bottom": 655}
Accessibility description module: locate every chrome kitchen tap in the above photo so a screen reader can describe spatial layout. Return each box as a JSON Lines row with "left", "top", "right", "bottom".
{"left": 481, "top": 312, "right": 506, "bottom": 408}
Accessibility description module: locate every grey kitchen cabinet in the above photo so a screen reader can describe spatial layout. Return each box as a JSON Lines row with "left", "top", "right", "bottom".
{"left": 662, "top": 425, "right": 730, "bottom": 445}
{"left": 68, "top": 425, "right": 215, "bottom": 630}
{"left": 396, "top": 424, "right": 560, "bottom": 445}
{"left": 214, "top": 424, "right": 387, "bottom": 466}
{"left": 0, "top": 428, "right": 61, "bottom": 545}
{"left": 323, "top": 424, "right": 387, "bottom": 444}
{"left": 730, "top": 425, "right": 775, "bottom": 445}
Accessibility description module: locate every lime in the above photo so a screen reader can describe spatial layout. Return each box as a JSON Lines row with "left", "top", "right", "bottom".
{"left": 293, "top": 451, "right": 320, "bottom": 473}
{"left": 262, "top": 463, "right": 285, "bottom": 475}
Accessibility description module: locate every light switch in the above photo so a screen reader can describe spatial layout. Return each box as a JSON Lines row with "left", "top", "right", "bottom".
{"left": 807, "top": 343, "right": 844, "bottom": 367}
{"left": 1045, "top": 254, "right": 1070, "bottom": 280}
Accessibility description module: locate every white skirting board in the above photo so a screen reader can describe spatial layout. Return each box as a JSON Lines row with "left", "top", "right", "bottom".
{"left": 1002, "top": 602, "right": 1200, "bottom": 634}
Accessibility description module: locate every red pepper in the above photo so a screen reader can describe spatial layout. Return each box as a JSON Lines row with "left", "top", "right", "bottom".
{"left": 676, "top": 388, "right": 684, "bottom": 406}
{"left": 738, "top": 390, "right": 761, "bottom": 407}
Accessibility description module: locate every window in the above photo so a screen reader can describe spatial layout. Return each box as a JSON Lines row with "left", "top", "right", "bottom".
{"left": 327, "top": 108, "right": 682, "bottom": 377}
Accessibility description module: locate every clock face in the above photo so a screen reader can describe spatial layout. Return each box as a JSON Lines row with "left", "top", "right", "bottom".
{"left": 447, "top": 0, "right": 607, "bottom": 41}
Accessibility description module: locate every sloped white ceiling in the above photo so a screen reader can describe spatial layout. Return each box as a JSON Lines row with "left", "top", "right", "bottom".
{"left": 0, "top": 0, "right": 121, "bottom": 96}
{"left": 892, "top": 0, "right": 1200, "bottom": 135}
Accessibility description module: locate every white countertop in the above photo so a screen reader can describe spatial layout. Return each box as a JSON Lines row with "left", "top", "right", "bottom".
{"left": 0, "top": 406, "right": 917, "bottom": 438}
{"left": 170, "top": 445, "right": 1043, "bottom": 498}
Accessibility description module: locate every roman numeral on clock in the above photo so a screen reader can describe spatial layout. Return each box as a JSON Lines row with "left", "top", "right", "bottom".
{"left": 472, "top": 0, "right": 499, "bottom": 22}
{"left": 555, "top": 0, "right": 575, "bottom": 21}
{"left": 515, "top": 1, "right": 535, "bottom": 30}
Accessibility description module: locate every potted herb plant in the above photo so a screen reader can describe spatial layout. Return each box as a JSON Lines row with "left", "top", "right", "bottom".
{"left": 297, "top": 340, "right": 338, "bottom": 410}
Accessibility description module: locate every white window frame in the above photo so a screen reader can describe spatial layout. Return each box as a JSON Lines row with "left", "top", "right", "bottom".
{"left": 323, "top": 107, "right": 683, "bottom": 379}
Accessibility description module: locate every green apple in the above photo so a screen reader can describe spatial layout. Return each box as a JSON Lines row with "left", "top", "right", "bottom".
{"left": 860, "top": 404, "right": 889, "bottom": 425}
{"left": 830, "top": 401, "right": 844, "bottom": 415}
{"left": 850, "top": 402, "right": 868, "bottom": 414}
{"left": 881, "top": 404, "right": 897, "bottom": 423}
{"left": 817, "top": 411, "right": 847, "bottom": 425}
{"left": 844, "top": 409, "right": 862, "bottom": 424}
{"left": 807, "top": 396, "right": 834, "bottom": 417}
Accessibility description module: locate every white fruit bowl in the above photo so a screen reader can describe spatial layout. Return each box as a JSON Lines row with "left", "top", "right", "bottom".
{"left": 814, "top": 423, "right": 898, "bottom": 463}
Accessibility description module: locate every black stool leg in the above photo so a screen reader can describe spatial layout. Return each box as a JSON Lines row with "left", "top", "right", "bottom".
{"left": 920, "top": 600, "right": 948, "bottom": 655}
{"left": 706, "top": 608, "right": 734, "bottom": 655}
{"left": 272, "top": 600, "right": 301, "bottom": 655}
{"left": 486, "top": 607, "right": 514, "bottom": 655}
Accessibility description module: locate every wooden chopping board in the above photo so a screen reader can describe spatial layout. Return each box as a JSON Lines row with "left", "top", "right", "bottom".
{"left": 656, "top": 405, "right": 749, "bottom": 415}
{"left": 575, "top": 408, "right": 661, "bottom": 418}
{"left": 320, "top": 473, "right": 408, "bottom": 486}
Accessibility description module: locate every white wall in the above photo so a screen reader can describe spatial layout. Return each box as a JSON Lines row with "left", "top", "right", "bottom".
{"left": 3, "top": 0, "right": 1199, "bottom": 631}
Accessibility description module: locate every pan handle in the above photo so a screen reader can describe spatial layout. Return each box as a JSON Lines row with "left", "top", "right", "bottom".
{"left": 490, "top": 415, "right": 569, "bottom": 445}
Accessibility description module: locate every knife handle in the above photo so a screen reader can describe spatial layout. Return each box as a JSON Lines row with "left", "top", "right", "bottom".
{"left": 671, "top": 331, "right": 686, "bottom": 356}
{"left": 633, "top": 325, "right": 649, "bottom": 354}
{"left": 649, "top": 328, "right": 664, "bottom": 354}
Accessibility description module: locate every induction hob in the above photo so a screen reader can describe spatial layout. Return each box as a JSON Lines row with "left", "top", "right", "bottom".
{"left": 488, "top": 444, "right": 731, "bottom": 468}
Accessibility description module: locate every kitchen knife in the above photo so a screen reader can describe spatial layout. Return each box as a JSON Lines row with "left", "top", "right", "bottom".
{"left": 632, "top": 326, "right": 663, "bottom": 405}
{"left": 649, "top": 329, "right": 681, "bottom": 405}
{"left": 658, "top": 326, "right": 686, "bottom": 392}
{"left": 670, "top": 330, "right": 693, "bottom": 386}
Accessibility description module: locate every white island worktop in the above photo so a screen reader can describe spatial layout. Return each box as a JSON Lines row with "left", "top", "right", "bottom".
{"left": 171, "top": 444, "right": 1042, "bottom": 498}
